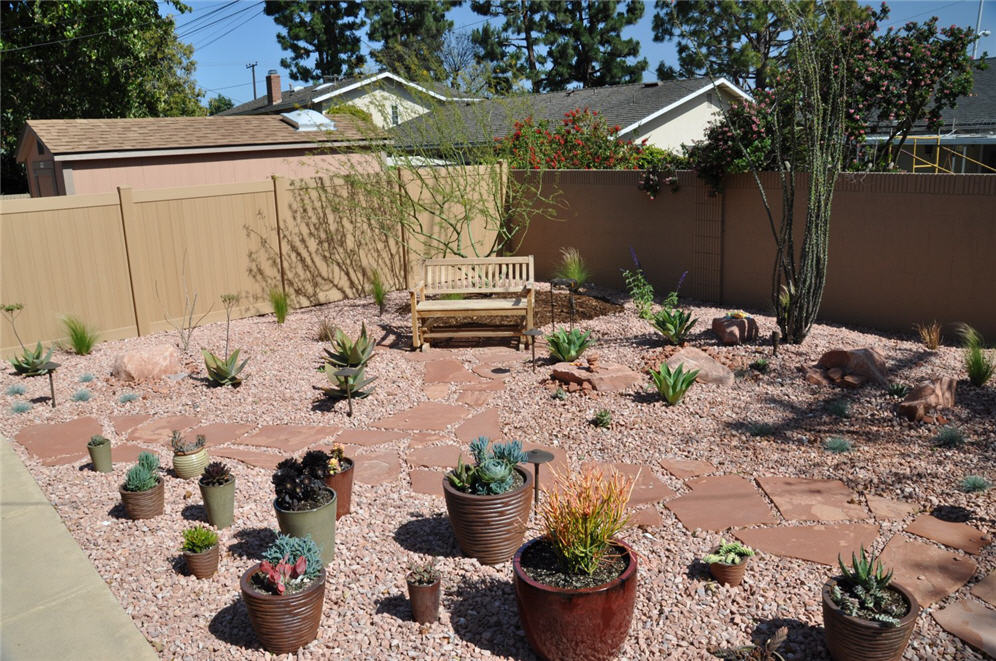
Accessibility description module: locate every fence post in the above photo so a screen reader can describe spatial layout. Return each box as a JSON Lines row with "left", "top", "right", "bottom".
{"left": 116, "top": 186, "right": 143, "bottom": 337}
{"left": 271, "top": 175, "right": 287, "bottom": 295}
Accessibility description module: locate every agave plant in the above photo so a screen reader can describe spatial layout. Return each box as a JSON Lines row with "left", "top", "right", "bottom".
{"left": 10, "top": 341, "right": 55, "bottom": 376}
{"left": 324, "top": 322, "right": 374, "bottom": 369}
{"left": 546, "top": 327, "right": 593, "bottom": 362}
{"left": 649, "top": 362, "right": 699, "bottom": 405}
{"left": 650, "top": 307, "right": 698, "bottom": 345}
{"left": 202, "top": 348, "right": 248, "bottom": 387}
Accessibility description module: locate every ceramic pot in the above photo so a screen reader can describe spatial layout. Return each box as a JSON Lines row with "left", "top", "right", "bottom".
{"left": 822, "top": 578, "right": 920, "bottom": 661}
{"left": 442, "top": 466, "right": 533, "bottom": 565}
{"left": 119, "top": 478, "right": 164, "bottom": 519}
{"left": 88, "top": 442, "right": 112, "bottom": 472}
{"left": 184, "top": 544, "right": 219, "bottom": 579}
{"left": 274, "top": 487, "right": 337, "bottom": 566}
{"left": 708, "top": 550, "right": 750, "bottom": 587}
{"left": 199, "top": 477, "right": 235, "bottom": 529}
{"left": 173, "top": 448, "right": 209, "bottom": 480}
{"left": 240, "top": 563, "right": 326, "bottom": 654}
{"left": 323, "top": 458, "right": 354, "bottom": 520}
{"left": 406, "top": 577, "right": 441, "bottom": 624}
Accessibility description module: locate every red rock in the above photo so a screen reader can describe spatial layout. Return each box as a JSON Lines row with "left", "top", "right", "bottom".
{"left": 971, "top": 572, "right": 996, "bottom": 608}
{"left": 817, "top": 350, "right": 849, "bottom": 369}
{"left": 334, "top": 429, "right": 405, "bottom": 447}
{"left": 373, "top": 402, "right": 470, "bottom": 431}
{"left": 900, "top": 377, "right": 957, "bottom": 422}
{"left": 409, "top": 445, "right": 466, "bottom": 469}
{"left": 666, "top": 347, "right": 734, "bottom": 386}
{"left": 905, "top": 514, "right": 992, "bottom": 555}
{"left": 239, "top": 424, "right": 339, "bottom": 452}
{"left": 826, "top": 367, "right": 844, "bottom": 381}
{"left": 409, "top": 469, "right": 445, "bottom": 497}
{"left": 667, "top": 475, "right": 776, "bottom": 531}
{"left": 711, "top": 316, "right": 759, "bottom": 346}
{"left": 186, "top": 422, "right": 253, "bottom": 447}
{"left": 898, "top": 400, "right": 926, "bottom": 422}
{"left": 550, "top": 361, "right": 643, "bottom": 393}
{"left": 212, "top": 447, "right": 284, "bottom": 471}
{"left": 866, "top": 495, "right": 918, "bottom": 521}
{"left": 844, "top": 348, "right": 889, "bottom": 386}
{"left": 660, "top": 458, "right": 715, "bottom": 479}
{"left": 454, "top": 408, "right": 501, "bottom": 441}
{"left": 931, "top": 599, "right": 996, "bottom": 657}
{"left": 567, "top": 382, "right": 581, "bottom": 393}
{"left": 757, "top": 477, "right": 868, "bottom": 522}
{"left": 15, "top": 417, "right": 102, "bottom": 461}
{"left": 352, "top": 451, "right": 401, "bottom": 485}
{"left": 127, "top": 415, "right": 200, "bottom": 444}
{"left": 806, "top": 367, "right": 832, "bottom": 386}
{"left": 735, "top": 523, "right": 879, "bottom": 566}
{"left": 879, "top": 536, "right": 977, "bottom": 606}
{"left": 111, "top": 344, "right": 181, "bottom": 381}
{"left": 841, "top": 374, "right": 867, "bottom": 388}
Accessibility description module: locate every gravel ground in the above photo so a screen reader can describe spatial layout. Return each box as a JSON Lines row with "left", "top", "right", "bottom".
{"left": 2, "top": 284, "right": 993, "bottom": 661}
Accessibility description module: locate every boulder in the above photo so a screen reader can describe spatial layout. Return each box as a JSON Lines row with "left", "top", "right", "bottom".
{"left": 815, "top": 347, "right": 889, "bottom": 387}
{"left": 712, "top": 316, "right": 759, "bottom": 345}
{"left": 666, "top": 347, "right": 734, "bottom": 386}
{"left": 111, "top": 344, "right": 181, "bottom": 382}
{"left": 550, "top": 361, "right": 643, "bottom": 393}
{"left": 805, "top": 367, "right": 832, "bottom": 386}
{"left": 899, "top": 377, "right": 957, "bottom": 422}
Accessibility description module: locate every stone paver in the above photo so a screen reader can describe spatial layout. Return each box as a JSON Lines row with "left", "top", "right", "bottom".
{"left": 459, "top": 379, "right": 506, "bottom": 392}
{"left": 353, "top": 451, "right": 401, "bottom": 485}
{"left": 410, "top": 469, "right": 446, "bottom": 497}
{"left": 186, "top": 422, "right": 253, "bottom": 447}
{"left": 239, "top": 424, "right": 339, "bottom": 453}
{"left": 667, "top": 475, "right": 777, "bottom": 531}
{"left": 630, "top": 507, "right": 663, "bottom": 528}
{"left": 905, "top": 514, "right": 992, "bottom": 555}
{"left": 15, "top": 417, "right": 103, "bottom": 462}
{"left": 455, "top": 407, "right": 502, "bottom": 441}
{"left": 757, "top": 476, "right": 868, "bottom": 522}
{"left": 866, "top": 495, "right": 919, "bottom": 521}
{"left": 211, "top": 447, "right": 285, "bottom": 471}
{"left": 334, "top": 429, "right": 406, "bottom": 447}
{"left": 972, "top": 572, "right": 996, "bottom": 608}
{"left": 112, "top": 444, "right": 160, "bottom": 464}
{"left": 409, "top": 432, "right": 451, "bottom": 448}
{"left": 660, "top": 458, "right": 715, "bottom": 479}
{"left": 374, "top": 402, "right": 470, "bottom": 431}
{"left": 409, "top": 444, "right": 466, "bottom": 469}
{"left": 109, "top": 414, "right": 152, "bottom": 436}
{"left": 425, "top": 359, "right": 480, "bottom": 384}
{"left": 456, "top": 389, "right": 494, "bottom": 407}
{"left": 879, "top": 536, "right": 977, "bottom": 607}
{"left": 472, "top": 347, "right": 524, "bottom": 365}
{"left": 403, "top": 348, "right": 458, "bottom": 362}
{"left": 471, "top": 364, "right": 511, "bottom": 380}
{"left": 423, "top": 383, "right": 451, "bottom": 400}
{"left": 931, "top": 599, "right": 996, "bottom": 657}
{"left": 128, "top": 415, "right": 200, "bottom": 444}
{"left": 39, "top": 453, "right": 88, "bottom": 467}
{"left": 735, "top": 523, "right": 879, "bottom": 566}
{"left": 585, "top": 462, "right": 675, "bottom": 506}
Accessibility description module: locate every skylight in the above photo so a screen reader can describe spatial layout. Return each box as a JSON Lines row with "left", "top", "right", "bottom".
{"left": 280, "top": 109, "right": 336, "bottom": 132}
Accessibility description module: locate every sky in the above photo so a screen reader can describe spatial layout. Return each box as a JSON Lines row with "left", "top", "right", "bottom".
{"left": 163, "top": 0, "right": 996, "bottom": 106}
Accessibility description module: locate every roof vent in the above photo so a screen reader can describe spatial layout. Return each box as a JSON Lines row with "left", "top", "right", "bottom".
{"left": 643, "top": 81, "right": 661, "bottom": 88}
{"left": 280, "top": 109, "right": 336, "bottom": 132}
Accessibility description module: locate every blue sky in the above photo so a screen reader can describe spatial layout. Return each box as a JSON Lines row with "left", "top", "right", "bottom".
{"left": 164, "top": 0, "right": 996, "bottom": 106}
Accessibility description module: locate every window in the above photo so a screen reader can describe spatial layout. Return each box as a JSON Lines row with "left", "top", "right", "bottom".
{"left": 391, "top": 104, "right": 399, "bottom": 126}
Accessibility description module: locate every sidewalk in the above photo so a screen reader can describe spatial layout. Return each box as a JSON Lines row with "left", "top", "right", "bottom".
{"left": 1, "top": 439, "right": 158, "bottom": 661}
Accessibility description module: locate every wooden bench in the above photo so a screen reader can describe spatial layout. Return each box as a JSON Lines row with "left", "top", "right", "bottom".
{"left": 410, "top": 256, "right": 535, "bottom": 350}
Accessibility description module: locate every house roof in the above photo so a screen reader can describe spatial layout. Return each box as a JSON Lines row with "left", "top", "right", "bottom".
{"left": 221, "top": 71, "right": 480, "bottom": 116}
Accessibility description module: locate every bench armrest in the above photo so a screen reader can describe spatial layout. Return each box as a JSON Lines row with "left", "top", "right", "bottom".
{"left": 409, "top": 280, "right": 425, "bottom": 299}
{"left": 523, "top": 281, "right": 535, "bottom": 291}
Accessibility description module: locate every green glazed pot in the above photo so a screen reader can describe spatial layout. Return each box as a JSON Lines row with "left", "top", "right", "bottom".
{"left": 274, "top": 487, "right": 337, "bottom": 566}
{"left": 173, "top": 448, "right": 209, "bottom": 480}
{"left": 88, "top": 442, "right": 112, "bottom": 473}
{"left": 199, "top": 477, "right": 235, "bottom": 529}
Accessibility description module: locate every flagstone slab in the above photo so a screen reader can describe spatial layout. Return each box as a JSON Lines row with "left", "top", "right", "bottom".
{"left": 425, "top": 359, "right": 480, "bottom": 384}
{"left": 423, "top": 383, "right": 451, "bottom": 400}
{"left": 905, "top": 514, "right": 992, "bottom": 555}
{"left": 757, "top": 477, "right": 868, "bottom": 522}
{"left": 471, "top": 347, "right": 525, "bottom": 365}
{"left": 334, "top": 429, "right": 406, "bottom": 447}
{"left": 109, "top": 414, "right": 152, "bottom": 436}
{"left": 866, "top": 495, "right": 919, "bottom": 521}
{"left": 455, "top": 408, "right": 502, "bottom": 441}
{"left": 471, "top": 364, "right": 511, "bottom": 381}
{"left": 352, "top": 451, "right": 401, "bottom": 485}
{"left": 40, "top": 453, "right": 89, "bottom": 467}
{"left": 931, "top": 599, "right": 996, "bottom": 657}
{"left": 239, "top": 425, "right": 340, "bottom": 453}
{"left": 186, "top": 423, "right": 254, "bottom": 448}
{"left": 667, "top": 475, "right": 777, "bottom": 531}
{"left": 112, "top": 444, "right": 161, "bottom": 464}
{"left": 630, "top": 507, "right": 664, "bottom": 528}
{"left": 15, "top": 417, "right": 103, "bottom": 460}
{"left": 128, "top": 415, "right": 200, "bottom": 444}
{"left": 374, "top": 402, "right": 470, "bottom": 431}
{"left": 971, "top": 572, "right": 996, "bottom": 608}
{"left": 409, "top": 432, "right": 451, "bottom": 448}
{"left": 409, "top": 445, "right": 466, "bottom": 469}
{"left": 735, "top": 523, "right": 879, "bottom": 566}
{"left": 660, "top": 458, "right": 715, "bottom": 479}
{"left": 879, "top": 536, "right": 977, "bottom": 607}
{"left": 212, "top": 447, "right": 285, "bottom": 471}
{"left": 459, "top": 379, "right": 507, "bottom": 392}
{"left": 403, "top": 349, "right": 459, "bottom": 362}
{"left": 584, "top": 462, "right": 675, "bottom": 506}
{"left": 409, "top": 469, "right": 446, "bottom": 497}
{"left": 456, "top": 389, "right": 494, "bottom": 407}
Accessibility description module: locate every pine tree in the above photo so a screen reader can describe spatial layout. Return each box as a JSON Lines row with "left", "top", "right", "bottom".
{"left": 263, "top": 1, "right": 366, "bottom": 83}
{"left": 469, "top": 0, "right": 553, "bottom": 92}
{"left": 365, "top": 1, "right": 455, "bottom": 83}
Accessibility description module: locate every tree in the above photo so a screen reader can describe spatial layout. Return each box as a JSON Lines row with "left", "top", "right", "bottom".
{"left": 207, "top": 95, "right": 235, "bottom": 115}
{"left": 263, "top": 1, "right": 366, "bottom": 83}
{"left": 439, "top": 30, "right": 497, "bottom": 96}
{"left": 364, "top": 0, "right": 455, "bottom": 83}
{"left": 1, "top": 0, "right": 204, "bottom": 192}
{"left": 470, "top": 0, "right": 553, "bottom": 92}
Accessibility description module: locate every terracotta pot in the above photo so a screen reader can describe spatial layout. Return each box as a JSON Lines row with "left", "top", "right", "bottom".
{"left": 513, "top": 537, "right": 638, "bottom": 661}
{"left": 708, "top": 550, "right": 750, "bottom": 587}
{"left": 119, "top": 478, "right": 164, "bottom": 520}
{"left": 199, "top": 477, "right": 235, "bottom": 529}
{"left": 184, "top": 544, "right": 219, "bottom": 579}
{"left": 406, "top": 577, "right": 441, "bottom": 624}
{"left": 173, "top": 448, "right": 209, "bottom": 479}
{"left": 323, "top": 458, "right": 354, "bottom": 520}
{"left": 240, "top": 563, "right": 326, "bottom": 655}
{"left": 274, "top": 487, "right": 337, "bottom": 566}
{"left": 88, "top": 442, "right": 112, "bottom": 472}
{"left": 822, "top": 578, "right": 920, "bottom": 661}
{"left": 442, "top": 466, "right": 533, "bottom": 565}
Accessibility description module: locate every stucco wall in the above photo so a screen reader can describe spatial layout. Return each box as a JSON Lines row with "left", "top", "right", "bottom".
{"left": 624, "top": 89, "right": 738, "bottom": 152}
{"left": 332, "top": 84, "right": 433, "bottom": 129}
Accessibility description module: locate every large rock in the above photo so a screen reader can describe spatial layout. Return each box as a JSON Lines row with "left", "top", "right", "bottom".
{"left": 111, "top": 344, "right": 181, "bottom": 382}
{"left": 899, "top": 377, "right": 957, "bottom": 422}
{"left": 817, "top": 347, "right": 889, "bottom": 386}
{"left": 712, "top": 316, "right": 759, "bottom": 345}
{"left": 550, "top": 361, "right": 643, "bottom": 392}
{"left": 665, "top": 347, "right": 734, "bottom": 386}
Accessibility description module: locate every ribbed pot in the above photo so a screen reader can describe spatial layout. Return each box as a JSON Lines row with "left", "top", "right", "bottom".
{"left": 173, "top": 448, "right": 209, "bottom": 479}
{"left": 184, "top": 544, "right": 219, "bottom": 580}
{"left": 88, "top": 443, "right": 112, "bottom": 473}
{"left": 406, "top": 578, "right": 441, "bottom": 624}
{"left": 119, "top": 478, "right": 164, "bottom": 520}
{"left": 199, "top": 477, "right": 235, "bottom": 529}
{"left": 323, "top": 458, "right": 354, "bottom": 520}
{"left": 513, "top": 538, "right": 638, "bottom": 661}
{"left": 274, "top": 488, "right": 337, "bottom": 566}
{"left": 442, "top": 466, "right": 533, "bottom": 565}
{"left": 240, "top": 563, "right": 326, "bottom": 655}
{"left": 822, "top": 578, "right": 920, "bottom": 661}
{"left": 709, "top": 554, "right": 749, "bottom": 587}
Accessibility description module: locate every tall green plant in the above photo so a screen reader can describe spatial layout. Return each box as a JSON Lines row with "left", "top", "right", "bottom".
{"left": 269, "top": 288, "right": 289, "bottom": 324}
{"left": 958, "top": 324, "right": 994, "bottom": 387}
{"left": 552, "top": 247, "right": 590, "bottom": 290}
{"left": 61, "top": 315, "right": 98, "bottom": 355}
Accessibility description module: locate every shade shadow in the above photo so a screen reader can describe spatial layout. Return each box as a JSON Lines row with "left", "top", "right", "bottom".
{"left": 374, "top": 593, "right": 414, "bottom": 622}
{"left": 208, "top": 596, "right": 259, "bottom": 651}
{"left": 182, "top": 503, "right": 207, "bottom": 523}
{"left": 228, "top": 527, "right": 277, "bottom": 561}
{"left": 107, "top": 502, "right": 129, "bottom": 520}
{"left": 749, "top": 617, "right": 829, "bottom": 660}
{"left": 448, "top": 575, "right": 533, "bottom": 659}
{"left": 393, "top": 513, "right": 461, "bottom": 558}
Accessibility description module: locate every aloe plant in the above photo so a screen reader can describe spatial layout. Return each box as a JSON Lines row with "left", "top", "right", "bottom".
{"left": 650, "top": 307, "right": 697, "bottom": 345}
{"left": 202, "top": 348, "right": 248, "bottom": 387}
{"left": 546, "top": 327, "right": 592, "bottom": 362}
{"left": 649, "top": 362, "right": 699, "bottom": 405}
{"left": 10, "top": 341, "right": 55, "bottom": 376}
{"left": 324, "top": 323, "right": 374, "bottom": 369}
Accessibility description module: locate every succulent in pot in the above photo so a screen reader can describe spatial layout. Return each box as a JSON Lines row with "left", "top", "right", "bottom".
{"left": 181, "top": 525, "right": 219, "bottom": 579}
{"left": 443, "top": 436, "right": 532, "bottom": 565}
{"left": 170, "top": 430, "right": 209, "bottom": 479}
{"left": 513, "top": 465, "right": 637, "bottom": 661}
{"left": 272, "top": 452, "right": 337, "bottom": 566}
{"left": 199, "top": 461, "right": 236, "bottom": 529}
{"left": 87, "top": 434, "right": 112, "bottom": 473}
{"left": 119, "top": 451, "right": 164, "bottom": 519}
{"left": 321, "top": 444, "right": 354, "bottom": 520}
{"left": 703, "top": 539, "right": 756, "bottom": 587}
{"left": 406, "top": 557, "right": 441, "bottom": 624}
{"left": 240, "top": 534, "right": 326, "bottom": 654}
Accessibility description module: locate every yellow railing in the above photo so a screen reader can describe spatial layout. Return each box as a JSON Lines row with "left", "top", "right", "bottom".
{"left": 895, "top": 136, "right": 996, "bottom": 173}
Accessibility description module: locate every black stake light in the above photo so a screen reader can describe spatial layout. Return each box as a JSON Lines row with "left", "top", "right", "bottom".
{"left": 525, "top": 448, "right": 554, "bottom": 515}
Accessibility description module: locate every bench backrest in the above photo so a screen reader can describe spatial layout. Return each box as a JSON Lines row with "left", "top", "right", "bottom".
{"left": 421, "top": 256, "right": 533, "bottom": 295}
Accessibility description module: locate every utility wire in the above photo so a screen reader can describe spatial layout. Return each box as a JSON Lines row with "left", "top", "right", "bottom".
{"left": 177, "top": 2, "right": 259, "bottom": 40}
{"left": 195, "top": 8, "right": 264, "bottom": 51}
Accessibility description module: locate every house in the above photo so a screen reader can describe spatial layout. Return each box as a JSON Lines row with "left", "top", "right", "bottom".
{"left": 16, "top": 110, "right": 389, "bottom": 197}
{"left": 221, "top": 70, "right": 480, "bottom": 129}
{"left": 393, "top": 77, "right": 750, "bottom": 153}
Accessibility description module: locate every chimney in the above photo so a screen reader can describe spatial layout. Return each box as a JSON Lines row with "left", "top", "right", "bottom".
{"left": 266, "top": 70, "right": 281, "bottom": 105}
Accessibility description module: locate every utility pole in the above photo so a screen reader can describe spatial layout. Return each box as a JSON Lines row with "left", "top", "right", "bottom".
{"left": 246, "top": 61, "right": 258, "bottom": 98}
{"left": 973, "top": 0, "right": 988, "bottom": 59}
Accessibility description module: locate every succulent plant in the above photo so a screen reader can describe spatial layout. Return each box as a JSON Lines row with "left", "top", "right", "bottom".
{"left": 321, "top": 364, "right": 375, "bottom": 416}
{"left": 592, "top": 408, "right": 612, "bottom": 428}
{"left": 960, "top": 475, "right": 991, "bottom": 493}
{"left": 256, "top": 534, "right": 322, "bottom": 595}
{"left": 11, "top": 401, "right": 31, "bottom": 414}
{"left": 934, "top": 426, "right": 965, "bottom": 448}
{"left": 6, "top": 383, "right": 26, "bottom": 396}
{"left": 170, "top": 431, "right": 205, "bottom": 456}
{"left": 272, "top": 455, "right": 332, "bottom": 511}
{"left": 830, "top": 546, "right": 907, "bottom": 626}
{"left": 10, "top": 341, "right": 55, "bottom": 376}
{"left": 749, "top": 358, "right": 769, "bottom": 373}
{"left": 71, "top": 389, "right": 91, "bottom": 402}
{"left": 406, "top": 557, "right": 440, "bottom": 586}
{"left": 202, "top": 348, "right": 248, "bottom": 387}
{"left": 552, "top": 387, "right": 567, "bottom": 400}
{"left": 887, "top": 382, "right": 910, "bottom": 398}
{"left": 650, "top": 307, "right": 697, "bottom": 345}
{"left": 199, "top": 461, "right": 233, "bottom": 487}
{"left": 703, "top": 539, "right": 756, "bottom": 566}
{"left": 88, "top": 435, "right": 110, "bottom": 448}
{"left": 123, "top": 452, "right": 160, "bottom": 492}
{"left": 826, "top": 398, "right": 850, "bottom": 418}
{"left": 326, "top": 444, "right": 348, "bottom": 474}
{"left": 649, "top": 362, "right": 699, "bottom": 405}
{"left": 118, "top": 392, "right": 139, "bottom": 403}
{"left": 181, "top": 525, "right": 218, "bottom": 554}
{"left": 324, "top": 322, "right": 374, "bottom": 369}
{"left": 447, "top": 436, "right": 527, "bottom": 495}
{"left": 546, "top": 327, "right": 593, "bottom": 362}
{"left": 824, "top": 436, "right": 853, "bottom": 454}
{"left": 79, "top": 373, "right": 95, "bottom": 383}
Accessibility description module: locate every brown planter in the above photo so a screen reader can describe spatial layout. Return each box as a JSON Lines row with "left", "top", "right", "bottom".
{"left": 443, "top": 466, "right": 533, "bottom": 565}
{"left": 406, "top": 577, "right": 441, "bottom": 624}
{"left": 709, "top": 552, "right": 750, "bottom": 587}
{"left": 240, "top": 563, "right": 326, "bottom": 655}
{"left": 323, "top": 458, "right": 354, "bottom": 520}
{"left": 184, "top": 544, "right": 219, "bottom": 579}
{"left": 822, "top": 578, "right": 920, "bottom": 661}
{"left": 119, "top": 478, "right": 164, "bottom": 520}
{"left": 513, "top": 537, "right": 638, "bottom": 661}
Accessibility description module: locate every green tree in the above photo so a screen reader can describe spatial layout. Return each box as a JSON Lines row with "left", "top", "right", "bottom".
{"left": 364, "top": 0, "right": 455, "bottom": 83}
{"left": 263, "top": 1, "right": 366, "bottom": 83}
{"left": 207, "top": 95, "right": 235, "bottom": 115}
{"left": 0, "top": 0, "right": 204, "bottom": 192}
{"left": 470, "top": 0, "right": 553, "bottom": 92}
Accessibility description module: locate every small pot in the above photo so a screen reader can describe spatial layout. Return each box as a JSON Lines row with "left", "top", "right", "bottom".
{"left": 323, "top": 458, "right": 354, "bottom": 520}
{"left": 184, "top": 544, "right": 219, "bottom": 579}
{"left": 443, "top": 466, "right": 533, "bottom": 565}
{"left": 822, "top": 577, "right": 920, "bottom": 661}
{"left": 119, "top": 478, "right": 164, "bottom": 520}
{"left": 708, "top": 549, "right": 750, "bottom": 587}
{"left": 173, "top": 448, "right": 209, "bottom": 479}
{"left": 406, "top": 576, "right": 441, "bottom": 624}
{"left": 240, "top": 563, "right": 326, "bottom": 655}
{"left": 274, "top": 487, "right": 337, "bottom": 566}
{"left": 199, "top": 477, "right": 235, "bottom": 529}
{"left": 88, "top": 441, "right": 112, "bottom": 473}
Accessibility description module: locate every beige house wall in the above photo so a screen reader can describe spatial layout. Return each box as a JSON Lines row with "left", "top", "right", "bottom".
{"left": 332, "top": 85, "right": 433, "bottom": 129}
{"left": 623, "top": 89, "right": 739, "bottom": 152}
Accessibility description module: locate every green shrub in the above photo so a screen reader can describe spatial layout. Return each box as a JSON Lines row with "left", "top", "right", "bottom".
{"left": 746, "top": 422, "right": 776, "bottom": 437}
{"left": 959, "top": 475, "right": 991, "bottom": 493}
{"left": 824, "top": 436, "right": 853, "bottom": 454}
{"left": 934, "top": 426, "right": 965, "bottom": 448}
{"left": 649, "top": 362, "right": 699, "bottom": 405}
{"left": 958, "top": 324, "right": 994, "bottom": 386}
{"left": 887, "top": 382, "right": 910, "bottom": 398}
{"left": 371, "top": 270, "right": 387, "bottom": 315}
{"left": 592, "top": 409, "right": 612, "bottom": 429}
{"left": 553, "top": 247, "right": 590, "bottom": 289}
{"left": 181, "top": 525, "right": 218, "bottom": 554}
{"left": 61, "top": 315, "right": 98, "bottom": 355}
{"left": 118, "top": 392, "right": 139, "bottom": 404}
{"left": 546, "top": 327, "right": 593, "bottom": 362}
{"left": 826, "top": 398, "right": 850, "bottom": 418}
{"left": 749, "top": 358, "right": 770, "bottom": 373}
{"left": 650, "top": 307, "right": 697, "bottom": 345}
{"left": 11, "top": 401, "right": 31, "bottom": 414}
{"left": 6, "top": 384, "right": 26, "bottom": 396}
{"left": 269, "top": 288, "right": 289, "bottom": 324}
{"left": 620, "top": 267, "right": 655, "bottom": 320}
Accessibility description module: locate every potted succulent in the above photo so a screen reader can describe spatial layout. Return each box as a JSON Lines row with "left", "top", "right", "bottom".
{"left": 406, "top": 557, "right": 441, "bottom": 624}
{"left": 513, "top": 465, "right": 637, "bottom": 661}
{"left": 199, "top": 461, "right": 235, "bottom": 529}
{"left": 322, "top": 444, "right": 354, "bottom": 520}
{"left": 240, "top": 533, "right": 326, "bottom": 654}
{"left": 823, "top": 547, "right": 920, "bottom": 661}
{"left": 119, "top": 451, "right": 164, "bottom": 519}
{"left": 181, "top": 525, "right": 219, "bottom": 579}
{"left": 443, "top": 436, "right": 532, "bottom": 565}
{"left": 87, "top": 434, "right": 112, "bottom": 473}
{"left": 703, "top": 539, "right": 756, "bottom": 587}
{"left": 272, "top": 451, "right": 337, "bottom": 566}
{"left": 170, "top": 430, "right": 209, "bottom": 479}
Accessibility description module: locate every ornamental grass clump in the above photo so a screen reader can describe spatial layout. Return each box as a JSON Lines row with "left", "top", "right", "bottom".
{"left": 61, "top": 315, "right": 98, "bottom": 355}
{"left": 914, "top": 320, "right": 942, "bottom": 350}
{"left": 541, "top": 465, "right": 635, "bottom": 576}
{"left": 830, "top": 547, "right": 908, "bottom": 626}
{"left": 546, "top": 327, "right": 592, "bottom": 362}
{"left": 447, "top": 437, "right": 527, "bottom": 495}
{"left": 934, "top": 426, "right": 965, "bottom": 449}
{"left": 824, "top": 436, "right": 853, "bottom": 454}
{"left": 371, "top": 270, "right": 387, "bottom": 315}
{"left": 552, "top": 247, "right": 590, "bottom": 290}
{"left": 958, "top": 324, "right": 994, "bottom": 386}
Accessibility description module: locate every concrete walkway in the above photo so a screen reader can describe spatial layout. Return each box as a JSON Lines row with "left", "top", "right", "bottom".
{"left": 1, "top": 439, "right": 157, "bottom": 661}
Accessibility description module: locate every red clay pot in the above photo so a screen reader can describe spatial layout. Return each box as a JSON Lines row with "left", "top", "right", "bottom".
{"left": 323, "top": 458, "right": 354, "bottom": 520}
{"left": 708, "top": 548, "right": 750, "bottom": 587}
{"left": 513, "top": 538, "right": 638, "bottom": 661}
{"left": 406, "top": 577, "right": 441, "bottom": 624}
{"left": 240, "top": 563, "right": 326, "bottom": 655}
{"left": 183, "top": 544, "right": 219, "bottom": 580}
{"left": 822, "top": 578, "right": 920, "bottom": 661}
{"left": 443, "top": 466, "right": 533, "bottom": 565}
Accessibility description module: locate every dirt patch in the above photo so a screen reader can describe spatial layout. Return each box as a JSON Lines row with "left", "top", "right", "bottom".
{"left": 397, "top": 291, "right": 623, "bottom": 330}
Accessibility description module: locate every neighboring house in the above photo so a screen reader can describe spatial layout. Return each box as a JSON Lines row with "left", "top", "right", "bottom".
{"left": 221, "top": 70, "right": 480, "bottom": 130}
{"left": 16, "top": 110, "right": 388, "bottom": 197}
{"left": 394, "top": 77, "right": 750, "bottom": 153}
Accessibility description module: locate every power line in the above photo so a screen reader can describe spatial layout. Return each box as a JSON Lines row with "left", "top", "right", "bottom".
{"left": 177, "top": 2, "right": 259, "bottom": 40}
{"left": 195, "top": 8, "right": 264, "bottom": 51}
{"left": 880, "top": 1, "right": 963, "bottom": 28}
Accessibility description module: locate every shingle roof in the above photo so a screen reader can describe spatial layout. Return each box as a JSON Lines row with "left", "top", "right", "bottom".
{"left": 937, "top": 57, "right": 996, "bottom": 131}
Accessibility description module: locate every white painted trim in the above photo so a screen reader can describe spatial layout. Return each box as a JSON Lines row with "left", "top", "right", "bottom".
{"left": 52, "top": 140, "right": 392, "bottom": 162}
{"left": 617, "top": 78, "right": 752, "bottom": 137}
{"left": 311, "top": 71, "right": 481, "bottom": 104}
